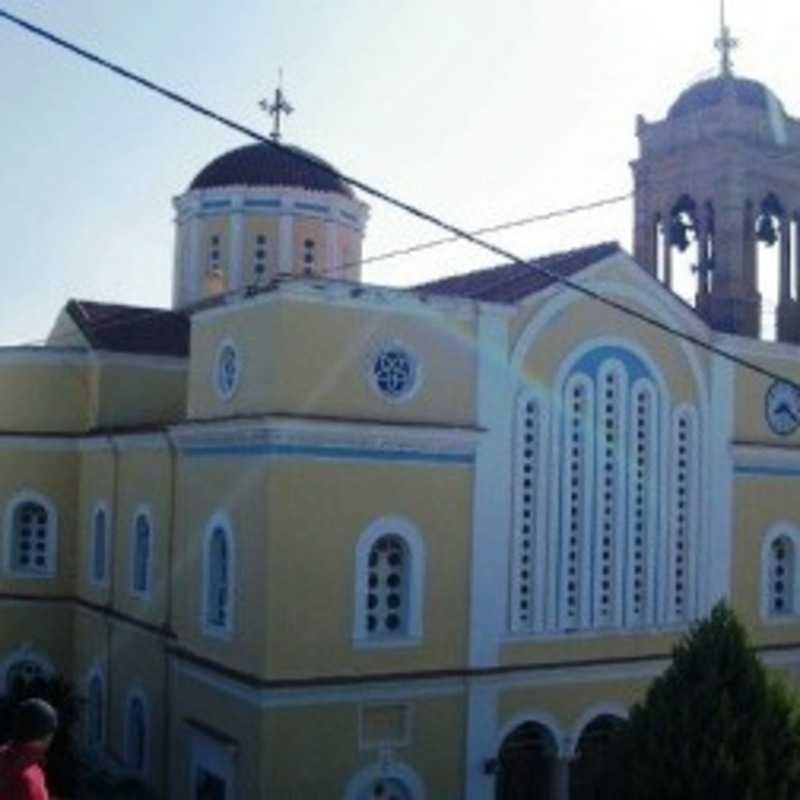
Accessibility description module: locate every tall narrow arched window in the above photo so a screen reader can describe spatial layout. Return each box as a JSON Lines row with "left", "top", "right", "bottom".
{"left": 668, "top": 407, "right": 699, "bottom": 623}
{"left": 765, "top": 531, "right": 798, "bottom": 618}
{"left": 511, "top": 392, "right": 548, "bottom": 633}
{"left": 6, "top": 494, "right": 57, "bottom": 576}
{"left": 203, "top": 516, "right": 234, "bottom": 636}
{"left": 91, "top": 506, "right": 108, "bottom": 584}
{"left": 626, "top": 380, "right": 659, "bottom": 627}
{"left": 126, "top": 693, "right": 147, "bottom": 772}
{"left": 131, "top": 511, "right": 151, "bottom": 596}
{"left": 353, "top": 517, "right": 425, "bottom": 645}
{"left": 87, "top": 672, "right": 104, "bottom": 748}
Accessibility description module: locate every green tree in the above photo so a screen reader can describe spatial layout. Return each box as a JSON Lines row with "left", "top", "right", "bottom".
{"left": 611, "top": 603, "right": 800, "bottom": 800}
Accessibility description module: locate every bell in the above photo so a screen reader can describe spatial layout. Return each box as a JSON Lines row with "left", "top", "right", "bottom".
{"left": 670, "top": 218, "right": 691, "bottom": 252}
{"left": 756, "top": 214, "right": 778, "bottom": 246}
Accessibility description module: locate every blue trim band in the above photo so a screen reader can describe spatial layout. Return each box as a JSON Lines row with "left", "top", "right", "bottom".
{"left": 735, "top": 466, "right": 800, "bottom": 478}
{"left": 295, "top": 202, "right": 330, "bottom": 214}
{"left": 202, "top": 200, "right": 232, "bottom": 210}
{"left": 244, "top": 199, "right": 281, "bottom": 208}
{"left": 183, "top": 442, "right": 473, "bottom": 465}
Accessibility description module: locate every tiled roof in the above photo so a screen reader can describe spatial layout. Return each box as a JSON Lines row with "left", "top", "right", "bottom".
{"left": 668, "top": 76, "right": 784, "bottom": 119}
{"left": 66, "top": 300, "right": 190, "bottom": 358}
{"left": 189, "top": 143, "right": 354, "bottom": 198}
{"left": 415, "top": 241, "right": 621, "bottom": 303}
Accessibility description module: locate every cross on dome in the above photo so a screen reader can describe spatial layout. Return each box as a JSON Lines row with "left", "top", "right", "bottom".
{"left": 714, "top": 0, "right": 739, "bottom": 76}
{"left": 258, "top": 71, "right": 294, "bottom": 142}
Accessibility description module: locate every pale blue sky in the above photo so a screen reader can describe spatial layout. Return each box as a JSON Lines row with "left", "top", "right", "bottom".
{"left": 1, "top": 0, "right": 798, "bottom": 346}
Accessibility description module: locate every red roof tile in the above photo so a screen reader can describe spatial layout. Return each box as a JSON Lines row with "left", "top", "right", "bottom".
{"left": 67, "top": 300, "right": 189, "bottom": 358}
{"left": 415, "top": 241, "right": 621, "bottom": 303}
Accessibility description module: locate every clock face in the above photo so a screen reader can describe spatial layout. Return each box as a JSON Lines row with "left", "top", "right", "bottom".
{"left": 766, "top": 381, "right": 800, "bottom": 436}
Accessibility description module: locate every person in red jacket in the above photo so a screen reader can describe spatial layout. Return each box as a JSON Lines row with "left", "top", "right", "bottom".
{"left": 0, "top": 698, "right": 58, "bottom": 800}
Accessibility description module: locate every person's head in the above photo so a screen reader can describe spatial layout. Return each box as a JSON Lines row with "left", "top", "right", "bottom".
{"left": 12, "top": 698, "right": 58, "bottom": 752}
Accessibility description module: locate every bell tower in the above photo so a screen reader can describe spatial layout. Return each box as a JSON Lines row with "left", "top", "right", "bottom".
{"left": 631, "top": 10, "right": 800, "bottom": 341}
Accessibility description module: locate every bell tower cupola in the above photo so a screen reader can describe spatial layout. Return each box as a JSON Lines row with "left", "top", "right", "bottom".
{"left": 632, "top": 5, "right": 800, "bottom": 341}
{"left": 171, "top": 81, "right": 370, "bottom": 309}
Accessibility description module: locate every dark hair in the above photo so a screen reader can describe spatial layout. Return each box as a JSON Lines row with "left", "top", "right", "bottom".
{"left": 12, "top": 698, "right": 58, "bottom": 743}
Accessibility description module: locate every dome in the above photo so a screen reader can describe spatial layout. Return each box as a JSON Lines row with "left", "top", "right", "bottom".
{"left": 668, "top": 76, "right": 786, "bottom": 120}
{"left": 189, "top": 143, "right": 354, "bottom": 198}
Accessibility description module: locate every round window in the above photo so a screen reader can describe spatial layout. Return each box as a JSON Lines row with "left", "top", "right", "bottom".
{"left": 215, "top": 340, "right": 240, "bottom": 400}
{"left": 369, "top": 343, "right": 419, "bottom": 402}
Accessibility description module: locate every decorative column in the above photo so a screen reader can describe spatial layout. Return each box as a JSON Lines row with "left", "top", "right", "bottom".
{"left": 325, "top": 218, "right": 338, "bottom": 277}
{"left": 551, "top": 755, "right": 571, "bottom": 800}
{"left": 189, "top": 212, "right": 204, "bottom": 304}
{"left": 662, "top": 214, "right": 673, "bottom": 290}
{"left": 780, "top": 214, "right": 792, "bottom": 303}
{"left": 278, "top": 209, "right": 294, "bottom": 274}
{"left": 228, "top": 196, "right": 246, "bottom": 291}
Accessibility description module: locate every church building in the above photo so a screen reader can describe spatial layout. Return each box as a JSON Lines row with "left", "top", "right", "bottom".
{"left": 3, "top": 24, "right": 800, "bottom": 800}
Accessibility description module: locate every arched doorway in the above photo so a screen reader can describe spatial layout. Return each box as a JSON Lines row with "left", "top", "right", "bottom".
{"left": 496, "top": 721, "right": 558, "bottom": 800}
{"left": 569, "top": 714, "right": 625, "bottom": 800}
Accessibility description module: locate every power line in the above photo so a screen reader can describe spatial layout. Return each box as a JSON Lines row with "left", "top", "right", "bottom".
{"left": 1, "top": 9, "right": 799, "bottom": 392}
{"left": 9, "top": 192, "right": 633, "bottom": 350}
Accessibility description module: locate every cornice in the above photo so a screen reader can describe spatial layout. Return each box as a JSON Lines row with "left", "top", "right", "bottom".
{"left": 171, "top": 415, "right": 480, "bottom": 458}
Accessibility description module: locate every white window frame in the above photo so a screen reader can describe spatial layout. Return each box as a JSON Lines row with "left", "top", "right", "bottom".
{"left": 124, "top": 687, "right": 150, "bottom": 777}
{"left": 353, "top": 516, "right": 425, "bottom": 648}
{"left": 4, "top": 490, "right": 58, "bottom": 578}
{"left": 130, "top": 506, "right": 153, "bottom": 599}
{"left": 213, "top": 337, "right": 242, "bottom": 402}
{"left": 0, "top": 647, "right": 54, "bottom": 693}
{"left": 89, "top": 501, "right": 111, "bottom": 587}
{"left": 366, "top": 339, "right": 424, "bottom": 405}
{"left": 761, "top": 522, "right": 800, "bottom": 622}
{"left": 86, "top": 667, "right": 106, "bottom": 750}
{"left": 201, "top": 512, "right": 236, "bottom": 639}
{"left": 189, "top": 726, "right": 237, "bottom": 800}
{"left": 344, "top": 759, "right": 425, "bottom": 800}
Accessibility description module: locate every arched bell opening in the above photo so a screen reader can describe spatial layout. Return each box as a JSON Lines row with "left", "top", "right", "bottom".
{"left": 665, "top": 194, "right": 699, "bottom": 305}
{"left": 495, "top": 721, "right": 559, "bottom": 800}
{"left": 569, "top": 715, "right": 626, "bottom": 800}
{"left": 755, "top": 192, "right": 785, "bottom": 341}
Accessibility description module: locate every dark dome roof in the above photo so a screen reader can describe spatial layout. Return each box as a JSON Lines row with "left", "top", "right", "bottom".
{"left": 189, "top": 143, "right": 354, "bottom": 198}
{"left": 668, "top": 76, "right": 785, "bottom": 119}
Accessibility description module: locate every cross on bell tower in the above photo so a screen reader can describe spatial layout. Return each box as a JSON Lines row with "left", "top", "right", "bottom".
{"left": 259, "top": 71, "right": 294, "bottom": 142}
{"left": 714, "top": 0, "right": 739, "bottom": 76}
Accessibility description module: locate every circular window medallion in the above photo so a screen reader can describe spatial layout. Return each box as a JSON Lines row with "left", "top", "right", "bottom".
{"left": 214, "top": 339, "right": 240, "bottom": 400}
{"left": 369, "top": 342, "right": 420, "bottom": 402}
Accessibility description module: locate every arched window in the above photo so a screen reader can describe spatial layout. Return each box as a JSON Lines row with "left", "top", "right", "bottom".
{"left": 764, "top": 527, "right": 800, "bottom": 618}
{"left": 353, "top": 517, "right": 425, "bottom": 645}
{"left": 126, "top": 693, "right": 148, "bottom": 772}
{"left": 203, "top": 516, "right": 234, "bottom": 636}
{"left": 6, "top": 493, "right": 57, "bottom": 576}
{"left": 358, "top": 779, "right": 412, "bottom": 800}
{"left": 91, "top": 506, "right": 108, "bottom": 585}
{"left": 87, "top": 672, "right": 104, "bottom": 748}
{"left": 345, "top": 761, "right": 424, "bottom": 800}
{"left": 131, "top": 511, "right": 151, "bottom": 596}
{"left": 510, "top": 343, "right": 701, "bottom": 635}
{"left": 5, "top": 659, "right": 46, "bottom": 693}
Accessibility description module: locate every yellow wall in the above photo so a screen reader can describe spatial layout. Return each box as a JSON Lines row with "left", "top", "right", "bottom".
{"left": 171, "top": 453, "right": 269, "bottom": 676}
{"left": 265, "top": 695, "right": 464, "bottom": 799}
{"left": 188, "top": 295, "right": 478, "bottom": 426}
{"left": 264, "top": 459, "right": 472, "bottom": 679}
{"left": 734, "top": 361, "right": 800, "bottom": 444}
{"left": 243, "top": 216, "right": 280, "bottom": 284}
{"left": 92, "top": 361, "right": 187, "bottom": 430}
{"left": 0, "top": 358, "right": 91, "bottom": 433}
{"left": 0, "top": 447, "right": 80, "bottom": 596}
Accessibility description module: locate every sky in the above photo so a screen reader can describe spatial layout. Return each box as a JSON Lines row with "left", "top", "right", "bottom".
{"left": 1, "top": 0, "right": 799, "bottom": 346}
